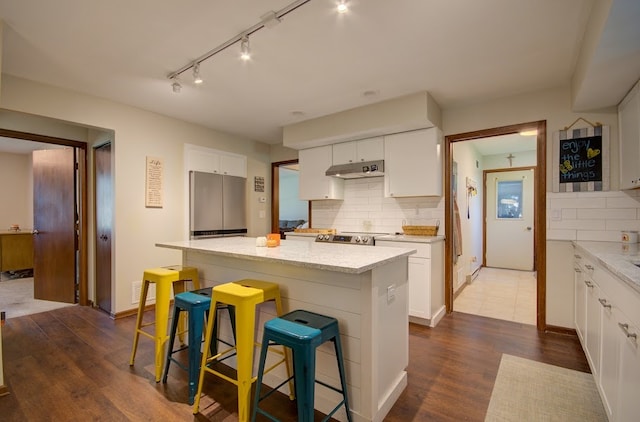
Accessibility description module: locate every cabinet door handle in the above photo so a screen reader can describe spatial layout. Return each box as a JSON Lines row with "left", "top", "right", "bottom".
{"left": 574, "top": 254, "right": 582, "bottom": 259}
{"left": 585, "top": 264, "right": 594, "bottom": 270}
{"left": 618, "top": 323, "right": 638, "bottom": 340}
{"left": 598, "top": 298, "right": 611, "bottom": 309}
{"left": 574, "top": 268, "right": 582, "bottom": 273}
{"left": 584, "top": 280, "right": 594, "bottom": 288}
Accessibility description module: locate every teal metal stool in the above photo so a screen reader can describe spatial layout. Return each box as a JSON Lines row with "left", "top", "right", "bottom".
{"left": 251, "top": 309, "right": 352, "bottom": 422}
{"left": 162, "top": 288, "right": 235, "bottom": 405}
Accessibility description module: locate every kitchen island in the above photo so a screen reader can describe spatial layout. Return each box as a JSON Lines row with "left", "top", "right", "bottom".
{"left": 157, "top": 237, "right": 416, "bottom": 422}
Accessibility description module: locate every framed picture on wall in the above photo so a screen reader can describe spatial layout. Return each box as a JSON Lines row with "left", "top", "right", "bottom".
{"left": 552, "top": 125, "right": 609, "bottom": 192}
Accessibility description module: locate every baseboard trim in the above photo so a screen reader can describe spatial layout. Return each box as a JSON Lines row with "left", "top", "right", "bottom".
{"left": 544, "top": 324, "right": 576, "bottom": 336}
{"left": 113, "top": 304, "right": 155, "bottom": 320}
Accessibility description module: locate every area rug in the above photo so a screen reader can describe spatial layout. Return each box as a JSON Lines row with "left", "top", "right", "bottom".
{"left": 485, "top": 354, "right": 607, "bottom": 422}
{"left": 0, "top": 277, "right": 75, "bottom": 319}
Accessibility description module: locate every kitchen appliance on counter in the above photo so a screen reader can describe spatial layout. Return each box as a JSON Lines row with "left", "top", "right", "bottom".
{"left": 315, "top": 232, "right": 388, "bottom": 246}
{"left": 189, "top": 171, "right": 247, "bottom": 239}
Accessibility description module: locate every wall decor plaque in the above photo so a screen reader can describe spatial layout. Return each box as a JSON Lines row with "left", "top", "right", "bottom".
{"left": 145, "top": 156, "right": 163, "bottom": 208}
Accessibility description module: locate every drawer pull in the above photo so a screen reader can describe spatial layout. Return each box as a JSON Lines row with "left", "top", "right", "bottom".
{"left": 598, "top": 298, "right": 611, "bottom": 309}
{"left": 618, "top": 323, "right": 638, "bottom": 340}
{"left": 574, "top": 254, "right": 582, "bottom": 259}
{"left": 585, "top": 264, "right": 594, "bottom": 270}
{"left": 584, "top": 280, "right": 594, "bottom": 288}
{"left": 574, "top": 268, "right": 582, "bottom": 272}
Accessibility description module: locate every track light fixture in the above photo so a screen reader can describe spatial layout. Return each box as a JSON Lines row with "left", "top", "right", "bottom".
{"left": 171, "top": 79, "right": 181, "bottom": 93}
{"left": 193, "top": 62, "right": 203, "bottom": 84}
{"left": 240, "top": 36, "right": 251, "bottom": 61}
{"left": 167, "top": 0, "right": 347, "bottom": 89}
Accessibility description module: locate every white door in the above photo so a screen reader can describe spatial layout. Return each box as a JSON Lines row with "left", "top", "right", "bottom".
{"left": 485, "top": 169, "right": 534, "bottom": 270}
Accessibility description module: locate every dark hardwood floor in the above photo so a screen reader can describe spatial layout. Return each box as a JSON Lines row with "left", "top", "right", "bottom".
{"left": 0, "top": 306, "right": 589, "bottom": 421}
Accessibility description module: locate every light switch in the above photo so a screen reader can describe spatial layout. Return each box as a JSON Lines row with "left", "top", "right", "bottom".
{"left": 259, "top": 210, "right": 265, "bottom": 218}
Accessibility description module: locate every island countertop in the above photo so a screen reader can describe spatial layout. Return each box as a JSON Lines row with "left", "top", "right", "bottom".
{"left": 157, "top": 236, "right": 416, "bottom": 274}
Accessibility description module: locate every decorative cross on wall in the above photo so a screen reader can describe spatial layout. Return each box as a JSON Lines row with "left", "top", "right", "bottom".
{"left": 506, "top": 153, "right": 515, "bottom": 167}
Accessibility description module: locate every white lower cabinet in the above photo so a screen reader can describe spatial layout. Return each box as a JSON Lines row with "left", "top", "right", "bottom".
{"left": 585, "top": 275, "right": 602, "bottom": 378}
{"left": 574, "top": 256, "right": 587, "bottom": 343}
{"left": 616, "top": 313, "right": 640, "bottom": 422}
{"left": 574, "top": 245, "right": 640, "bottom": 421}
{"left": 376, "top": 239, "right": 444, "bottom": 327}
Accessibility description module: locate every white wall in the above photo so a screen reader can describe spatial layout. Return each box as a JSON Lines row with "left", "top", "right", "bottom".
{"left": 452, "top": 142, "right": 484, "bottom": 291}
{"left": 0, "top": 75, "right": 272, "bottom": 314}
{"left": 279, "top": 168, "right": 308, "bottom": 221}
{"left": 0, "top": 152, "right": 31, "bottom": 229}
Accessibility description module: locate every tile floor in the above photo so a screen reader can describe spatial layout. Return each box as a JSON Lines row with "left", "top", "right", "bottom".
{"left": 453, "top": 267, "right": 537, "bottom": 325}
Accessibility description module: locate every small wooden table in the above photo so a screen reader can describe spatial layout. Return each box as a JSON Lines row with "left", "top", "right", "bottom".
{"left": 0, "top": 231, "right": 34, "bottom": 272}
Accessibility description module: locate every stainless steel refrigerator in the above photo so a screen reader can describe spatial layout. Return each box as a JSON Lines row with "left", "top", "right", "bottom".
{"left": 189, "top": 171, "right": 247, "bottom": 239}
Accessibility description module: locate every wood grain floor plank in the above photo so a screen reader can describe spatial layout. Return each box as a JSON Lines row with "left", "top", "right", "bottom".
{"left": 0, "top": 307, "right": 588, "bottom": 421}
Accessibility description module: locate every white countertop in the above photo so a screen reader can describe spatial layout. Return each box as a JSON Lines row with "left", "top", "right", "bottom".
{"left": 376, "top": 234, "right": 445, "bottom": 244}
{"left": 573, "top": 241, "right": 640, "bottom": 294}
{"left": 157, "top": 237, "right": 416, "bottom": 274}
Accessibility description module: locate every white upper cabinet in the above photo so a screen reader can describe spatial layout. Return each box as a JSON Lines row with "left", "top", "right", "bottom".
{"left": 384, "top": 127, "right": 442, "bottom": 197}
{"left": 299, "top": 145, "right": 344, "bottom": 200}
{"left": 220, "top": 153, "right": 247, "bottom": 177}
{"left": 186, "top": 145, "right": 247, "bottom": 178}
{"left": 189, "top": 150, "right": 221, "bottom": 174}
{"left": 619, "top": 80, "right": 640, "bottom": 190}
{"left": 332, "top": 137, "right": 384, "bottom": 165}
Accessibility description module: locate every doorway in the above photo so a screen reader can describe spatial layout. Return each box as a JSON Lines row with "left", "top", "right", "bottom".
{"left": 271, "top": 160, "right": 310, "bottom": 237}
{"left": 95, "top": 142, "right": 112, "bottom": 314}
{"left": 444, "top": 121, "right": 547, "bottom": 330}
{"left": 0, "top": 129, "right": 88, "bottom": 309}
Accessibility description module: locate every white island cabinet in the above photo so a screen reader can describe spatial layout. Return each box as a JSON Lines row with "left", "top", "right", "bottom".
{"left": 376, "top": 235, "right": 445, "bottom": 327}
{"left": 572, "top": 241, "right": 640, "bottom": 421}
{"left": 157, "top": 237, "right": 415, "bottom": 422}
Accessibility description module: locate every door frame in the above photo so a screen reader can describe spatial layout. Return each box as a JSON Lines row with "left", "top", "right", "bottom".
{"left": 444, "top": 121, "right": 547, "bottom": 330}
{"left": 0, "top": 128, "right": 88, "bottom": 306}
{"left": 483, "top": 166, "right": 536, "bottom": 270}
{"left": 270, "top": 159, "right": 311, "bottom": 234}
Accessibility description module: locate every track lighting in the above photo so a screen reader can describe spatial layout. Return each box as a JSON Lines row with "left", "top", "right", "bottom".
{"left": 193, "top": 63, "right": 203, "bottom": 84}
{"left": 337, "top": 0, "right": 348, "bottom": 13}
{"left": 167, "top": 0, "right": 329, "bottom": 85}
{"left": 240, "top": 36, "right": 251, "bottom": 61}
{"left": 172, "top": 79, "right": 181, "bottom": 93}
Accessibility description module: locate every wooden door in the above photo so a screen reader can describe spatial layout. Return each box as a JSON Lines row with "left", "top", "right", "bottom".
{"left": 33, "top": 148, "right": 77, "bottom": 303}
{"left": 95, "top": 143, "right": 112, "bottom": 313}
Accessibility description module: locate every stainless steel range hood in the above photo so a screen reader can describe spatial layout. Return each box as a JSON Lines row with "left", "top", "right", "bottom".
{"left": 325, "top": 160, "right": 384, "bottom": 179}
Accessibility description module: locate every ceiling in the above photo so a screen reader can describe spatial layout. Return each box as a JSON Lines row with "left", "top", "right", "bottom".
{"left": 0, "top": 0, "right": 639, "bottom": 147}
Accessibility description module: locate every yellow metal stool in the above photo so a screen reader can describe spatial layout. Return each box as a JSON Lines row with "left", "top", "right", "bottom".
{"left": 129, "top": 265, "right": 200, "bottom": 382}
{"left": 193, "top": 279, "right": 292, "bottom": 422}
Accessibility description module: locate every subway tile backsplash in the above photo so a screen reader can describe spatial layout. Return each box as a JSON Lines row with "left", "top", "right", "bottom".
{"left": 311, "top": 179, "right": 640, "bottom": 242}
{"left": 547, "top": 190, "right": 640, "bottom": 241}
{"left": 311, "top": 178, "right": 444, "bottom": 234}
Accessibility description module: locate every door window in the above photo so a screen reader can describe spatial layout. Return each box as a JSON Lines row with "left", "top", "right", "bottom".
{"left": 496, "top": 180, "right": 523, "bottom": 219}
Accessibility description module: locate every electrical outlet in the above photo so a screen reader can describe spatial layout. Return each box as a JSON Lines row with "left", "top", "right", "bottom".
{"left": 387, "top": 284, "right": 396, "bottom": 303}
{"left": 132, "top": 280, "right": 155, "bottom": 304}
